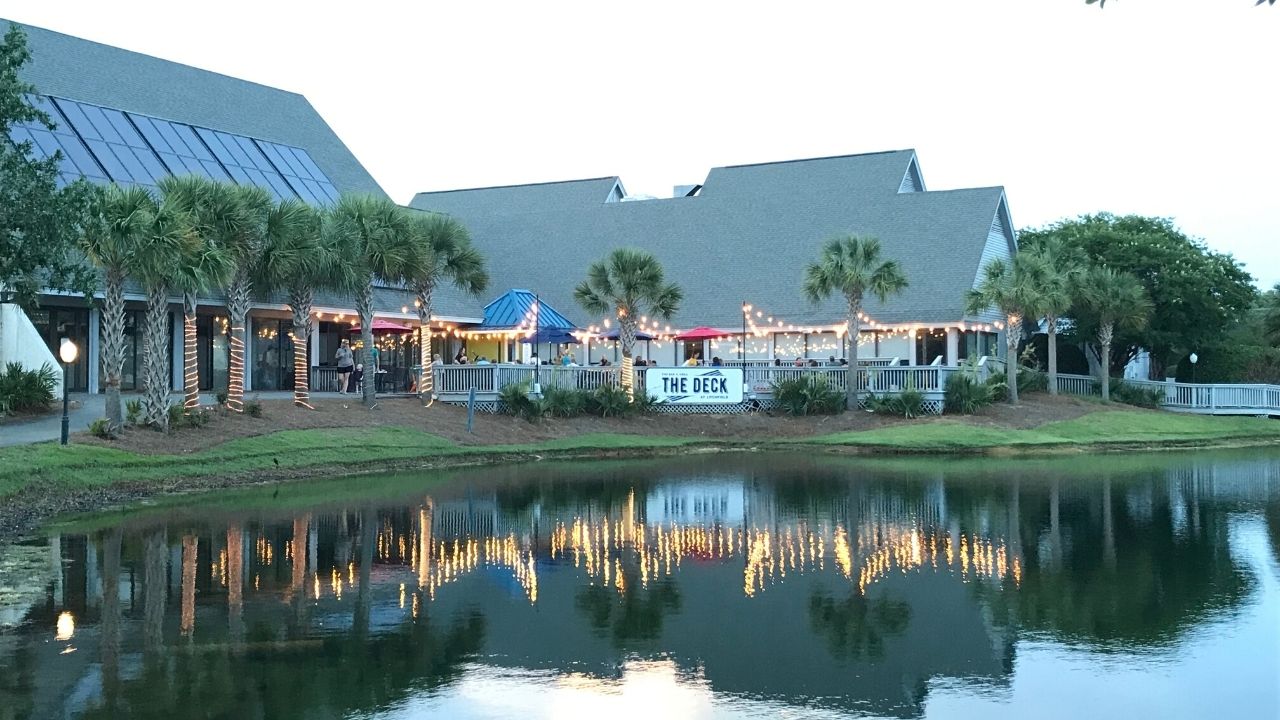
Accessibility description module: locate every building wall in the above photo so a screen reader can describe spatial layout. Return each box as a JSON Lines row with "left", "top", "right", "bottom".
{"left": 0, "top": 304, "right": 65, "bottom": 395}
{"left": 971, "top": 211, "right": 1015, "bottom": 325}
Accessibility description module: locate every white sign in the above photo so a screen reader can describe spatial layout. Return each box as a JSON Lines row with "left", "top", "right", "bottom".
{"left": 645, "top": 368, "right": 744, "bottom": 404}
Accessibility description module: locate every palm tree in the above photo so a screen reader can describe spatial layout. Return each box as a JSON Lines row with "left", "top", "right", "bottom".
{"left": 1021, "top": 239, "right": 1082, "bottom": 395}
{"left": 257, "top": 199, "right": 337, "bottom": 408}
{"left": 324, "top": 195, "right": 417, "bottom": 407}
{"left": 574, "top": 248, "right": 682, "bottom": 398}
{"left": 221, "top": 186, "right": 272, "bottom": 413}
{"left": 802, "top": 235, "right": 909, "bottom": 409}
{"left": 965, "top": 255, "right": 1042, "bottom": 404}
{"left": 129, "top": 198, "right": 195, "bottom": 429}
{"left": 1076, "top": 267, "right": 1152, "bottom": 402}
{"left": 406, "top": 211, "right": 489, "bottom": 401}
{"left": 158, "top": 177, "right": 240, "bottom": 412}
{"left": 81, "top": 185, "right": 154, "bottom": 433}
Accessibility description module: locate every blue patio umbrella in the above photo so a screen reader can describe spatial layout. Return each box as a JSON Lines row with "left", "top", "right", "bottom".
{"left": 598, "top": 327, "right": 655, "bottom": 341}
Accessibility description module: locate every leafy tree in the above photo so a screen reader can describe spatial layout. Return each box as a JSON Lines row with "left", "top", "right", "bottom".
{"left": 220, "top": 185, "right": 272, "bottom": 413}
{"left": 158, "top": 177, "right": 240, "bottom": 412}
{"left": 965, "top": 255, "right": 1042, "bottom": 404}
{"left": 1019, "top": 214, "right": 1256, "bottom": 378}
{"left": 0, "top": 25, "right": 95, "bottom": 320}
{"left": 1265, "top": 284, "right": 1280, "bottom": 348}
{"left": 1021, "top": 239, "right": 1082, "bottom": 395}
{"left": 574, "top": 248, "right": 682, "bottom": 398}
{"left": 405, "top": 211, "right": 488, "bottom": 401}
{"left": 80, "top": 185, "right": 152, "bottom": 433}
{"left": 324, "top": 196, "right": 418, "bottom": 407}
{"left": 257, "top": 199, "right": 335, "bottom": 408}
{"left": 802, "top": 235, "right": 909, "bottom": 409}
{"left": 1076, "top": 267, "right": 1152, "bottom": 402}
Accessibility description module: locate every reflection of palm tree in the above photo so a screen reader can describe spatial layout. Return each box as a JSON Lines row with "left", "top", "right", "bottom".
{"left": 808, "top": 591, "right": 911, "bottom": 661}
{"left": 142, "top": 528, "right": 167, "bottom": 654}
{"left": 575, "top": 575, "right": 682, "bottom": 646}
{"left": 100, "top": 530, "right": 122, "bottom": 714}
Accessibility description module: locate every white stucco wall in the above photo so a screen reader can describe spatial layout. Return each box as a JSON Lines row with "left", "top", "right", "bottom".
{"left": 0, "top": 304, "right": 64, "bottom": 395}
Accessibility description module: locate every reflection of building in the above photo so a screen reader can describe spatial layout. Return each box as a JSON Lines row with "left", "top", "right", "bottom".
{"left": 6, "top": 451, "right": 1276, "bottom": 718}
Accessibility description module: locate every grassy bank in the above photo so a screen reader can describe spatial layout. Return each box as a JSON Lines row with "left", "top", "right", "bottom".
{"left": 1, "top": 409, "right": 1276, "bottom": 501}
{"left": 807, "top": 411, "right": 1280, "bottom": 450}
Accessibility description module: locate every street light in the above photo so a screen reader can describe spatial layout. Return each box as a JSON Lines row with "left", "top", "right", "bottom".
{"left": 1189, "top": 352, "right": 1198, "bottom": 385}
{"left": 58, "top": 338, "right": 78, "bottom": 446}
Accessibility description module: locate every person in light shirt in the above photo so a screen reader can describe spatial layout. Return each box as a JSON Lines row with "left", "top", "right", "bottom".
{"left": 683, "top": 352, "right": 701, "bottom": 367}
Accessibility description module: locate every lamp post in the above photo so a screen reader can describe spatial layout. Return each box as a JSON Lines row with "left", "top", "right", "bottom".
{"left": 740, "top": 301, "right": 748, "bottom": 363}
{"left": 58, "top": 338, "right": 78, "bottom": 446}
{"left": 1189, "top": 352, "right": 1198, "bottom": 384}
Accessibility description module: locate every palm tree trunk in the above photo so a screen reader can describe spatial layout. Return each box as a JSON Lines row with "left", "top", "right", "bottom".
{"left": 141, "top": 284, "right": 170, "bottom": 429}
{"left": 226, "top": 270, "right": 251, "bottom": 413}
{"left": 100, "top": 268, "right": 126, "bottom": 433}
{"left": 288, "top": 287, "right": 314, "bottom": 409}
{"left": 182, "top": 293, "right": 199, "bottom": 413}
{"left": 1047, "top": 314, "right": 1059, "bottom": 396}
{"left": 846, "top": 295, "right": 862, "bottom": 410}
{"left": 357, "top": 276, "right": 377, "bottom": 407}
{"left": 416, "top": 284, "right": 434, "bottom": 401}
{"left": 1006, "top": 313, "right": 1020, "bottom": 404}
{"left": 619, "top": 317, "right": 637, "bottom": 399}
{"left": 142, "top": 528, "right": 167, "bottom": 654}
{"left": 100, "top": 529, "right": 122, "bottom": 712}
{"left": 1099, "top": 322, "right": 1113, "bottom": 402}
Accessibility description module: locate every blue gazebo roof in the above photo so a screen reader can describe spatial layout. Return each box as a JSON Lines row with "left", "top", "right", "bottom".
{"left": 474, "top": 289, "right": 579, "bottom": 332}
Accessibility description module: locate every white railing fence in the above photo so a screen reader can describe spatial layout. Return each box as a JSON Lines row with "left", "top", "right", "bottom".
{"left": 1054, "top": 373, "right": 1279, "bottom": 415}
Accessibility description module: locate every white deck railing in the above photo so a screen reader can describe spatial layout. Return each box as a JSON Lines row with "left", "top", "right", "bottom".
{"left": 433, "top": 363, "right": 952, "bottom": 398}
{"left": 1054, "top": 373, "right": 1279, "bottom": 415}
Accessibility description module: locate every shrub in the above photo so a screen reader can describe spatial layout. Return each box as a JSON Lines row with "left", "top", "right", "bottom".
{"left": 88, "top": 417, "right": 112, "bottom": 439}
{"left": 215, "top": 391, "right": 229, "bottom": 406}
{"left": 125, "top": 399, "right": 142, "bottom": 426}
{"left": 589, "top": 385, "right": 632, "bottom": 417}
{"left": 944, "top": 371, "right": 994, "bottom": 414}
{"left": 499, "top": 381, "right": 542, "bottom": 421}
{"left": 245, "top": 400, "right": 264, "bottom": 418}
{"left": 773, "top": 374, "right": 844, "bottom": 416}
{"left": 0, "top": 362, "right": 58, "bottom": 413}
{"left": 166, "top": 403, "right": 183, "bottom": 428}
{"left": 986, "top": 373, "right": 1009, "bottom": 403}
{"left": 1110, "top": 379, "right": 1164, "bottom": 408}
{"left": 1017, "top": 367, "right": 1048, "bottom": 394}
{"left": 540, "top": 385, "right": 588, "bottom": 418}
{"left": 865, "top": 387, "right": 925, "bottom": 419}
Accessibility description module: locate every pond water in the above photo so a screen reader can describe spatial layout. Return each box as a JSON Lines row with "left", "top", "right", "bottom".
{"left": 1, "top": 450, "right": 1278, "bottom": 719}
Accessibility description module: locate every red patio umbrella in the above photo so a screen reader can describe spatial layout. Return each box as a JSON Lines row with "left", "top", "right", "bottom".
{"left": 348, "top": 318, "right": 413, "bottom": 333}
{"left": 675, "top": 326, "right": 736, "bottom": 340}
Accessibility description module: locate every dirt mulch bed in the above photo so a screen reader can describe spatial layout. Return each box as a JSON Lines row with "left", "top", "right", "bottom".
{"left": 72, "top": 392, "right": 1110, "bottom": 455}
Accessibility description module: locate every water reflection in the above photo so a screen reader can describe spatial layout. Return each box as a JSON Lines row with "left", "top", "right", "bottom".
{"left": 1, "top": 450, "right": 1278, "bottom": 719}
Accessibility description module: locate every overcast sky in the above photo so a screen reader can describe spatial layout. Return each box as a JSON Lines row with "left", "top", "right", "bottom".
{"left": 3, "top": 1, "right": 1276, "bottom": 287}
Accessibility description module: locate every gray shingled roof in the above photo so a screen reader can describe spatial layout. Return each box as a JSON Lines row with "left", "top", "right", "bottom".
{"left": 411, "top": 151, "right": 1011, "bottom": 328}
{"left": 4, "top": 19, "right": 445, "bottom": 317}
{"left": 4, "top": 19, "right": 385, "bottom": 200}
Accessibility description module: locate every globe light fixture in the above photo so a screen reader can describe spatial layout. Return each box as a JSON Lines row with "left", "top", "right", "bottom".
{"left": 58, "top": 338, "right": 78, "bottom": 445}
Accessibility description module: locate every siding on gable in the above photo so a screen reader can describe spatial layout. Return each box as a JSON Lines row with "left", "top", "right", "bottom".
{"left": 968, "top": 208, "right": 1014, "bottom": 323}
{"left": 898, "top": 158, "right": 924, "bottom": 193}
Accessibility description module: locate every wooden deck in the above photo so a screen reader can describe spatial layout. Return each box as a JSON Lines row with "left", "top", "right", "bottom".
{"left": 432, "top": 362, "right": 956, "bottom": 414}
{"left": 431, "top": 364, "right": 1280, "bottom": 418}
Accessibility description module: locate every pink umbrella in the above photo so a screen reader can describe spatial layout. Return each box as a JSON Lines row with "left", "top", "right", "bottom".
{"left": 348, "top": 318, "right": 413, "bottom": 333}
{"left": 675, "top": 326, "right": 736, "bottom": 340}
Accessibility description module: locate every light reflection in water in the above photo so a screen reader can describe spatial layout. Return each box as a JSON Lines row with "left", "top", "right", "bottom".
{"left": 3, "top": 451, "right": 1278, "bottom": 720}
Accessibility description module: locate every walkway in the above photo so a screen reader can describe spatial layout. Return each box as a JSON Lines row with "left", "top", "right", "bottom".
{"left": 0, "top": 391, "right": 308, "bottom": 447}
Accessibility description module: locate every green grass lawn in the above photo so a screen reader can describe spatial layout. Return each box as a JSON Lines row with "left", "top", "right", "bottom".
{"left": 0, "top": 428, "right": 702, "bottom": 500}
{"left": 2, "top": 410, "right": 1275, "bottom": 502}
{"left": 808, "top": 411, "right": 1280, "bottom": 450}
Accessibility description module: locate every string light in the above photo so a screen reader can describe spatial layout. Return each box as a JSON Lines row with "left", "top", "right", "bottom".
{"left": 183, "top": 310, "right": 199, "bottom": 411}
{"left": 228, "top": 325, "right": 245, "bottom": 413}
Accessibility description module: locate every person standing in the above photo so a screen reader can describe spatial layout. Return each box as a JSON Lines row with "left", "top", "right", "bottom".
{"left": 335, "top": 340, "right": 354, "bottom": 394}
